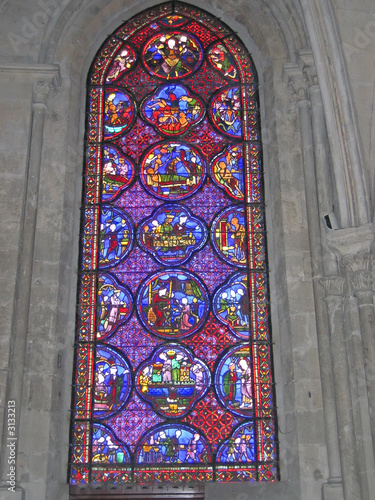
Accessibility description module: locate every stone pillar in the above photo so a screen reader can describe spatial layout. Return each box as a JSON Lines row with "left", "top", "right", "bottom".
{"left": 0, "top": 72, "right": 59, "bottom": 493}
{"left": 327, "top": 228, "right": 375, "bottom": 455}
{"left": 299, "top": 0, "right": 371, "bottom": 227}
{"left": 321, "top": 276, "right": 362, "bottom": 499}
{"left": 283, "top": 57, "right": 344, "bottom": 499}
{"left": 349, "top": 257, "right": 375, "bottom": 447}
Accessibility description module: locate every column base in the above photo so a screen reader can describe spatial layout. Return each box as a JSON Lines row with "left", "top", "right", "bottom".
{"left": 322, "top": 481, "right": 344, "bottom": 500}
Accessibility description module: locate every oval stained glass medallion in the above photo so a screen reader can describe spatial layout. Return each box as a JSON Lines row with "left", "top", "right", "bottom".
{"left": 210, "top": 145, "right": 245, "bottom": 201}
{"left": 96, "top": 274, "right": 133, "bottom": 340}
{"left": 102, "top": 145, "right": 135, "bottom": 202}
{"left": 105, "top": 45, "right": 137, "bottom": 83}
{"left": 208, "top": 42, "right": 239, "bottom": 81}
{"left": 210, "top": 87, "right": 242, "bottom": 138}
{"left": 212, "top": 272, "right": 250, "bottom": 339}
{"left": 99, "top": 206, "right": 134, "bottom": 269}
{"left": 104, "top": 88, "right": 136, "bottom": 139}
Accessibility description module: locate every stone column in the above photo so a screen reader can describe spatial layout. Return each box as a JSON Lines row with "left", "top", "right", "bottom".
{"left": 283, "top": 58, "right": 344, "bottom": 499}
{"left": 321, "top": 276, "right": 362, "bottom": 499}
{"left": 327, "top": 228, "right": 375, "bottom": 455}
{"left": 0, "top": 74, "right": 59, "bottom": 488}
{"left": 299, "top": 0, "right": 371, "bottom": 227}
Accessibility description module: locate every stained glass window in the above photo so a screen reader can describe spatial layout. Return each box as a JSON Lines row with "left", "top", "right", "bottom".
{"left": 70, "top": 2, "right": 278, "bottom": 486}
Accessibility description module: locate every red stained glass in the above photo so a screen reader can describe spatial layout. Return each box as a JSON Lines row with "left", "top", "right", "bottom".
{"left": 70, "top": 1, "right": 278, "bottom": 485}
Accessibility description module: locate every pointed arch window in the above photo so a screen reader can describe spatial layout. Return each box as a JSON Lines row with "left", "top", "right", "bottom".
{"left": 70, "top": 2, "right": 278, "bottom": 486}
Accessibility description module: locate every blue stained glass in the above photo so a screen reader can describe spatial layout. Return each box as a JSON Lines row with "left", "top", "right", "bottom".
{"left": 99, "top": 206, "right": 134, "bottom": 268}
{"left": 93, "top": 345, "right": 132, "bottom": 419}
{"left": 140, "top": 142, "right": 206, "bottom": 200}
{"left": 142, "top": 84, "right": 205, "bottom": 136}
{"left": 135, "top": 424, "right": 211, "bottom": 464}
{"left": 136, "top": 269, "right": 210, "bottom": 339}
{"left": 212, "top": 273, "right": 250, "bottom": 339}
{"left": 137, "top": 203, "right": 207, "bottom": 266}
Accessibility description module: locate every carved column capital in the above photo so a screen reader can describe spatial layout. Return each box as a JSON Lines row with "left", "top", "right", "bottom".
{"left": 32, "top": 80, "right": 57, "bottom": 109}
{"left": 283, "top": 50, "right": 318, "bottom": 101}
{"left": 325, "top": 224, "right": 375, "bottom": 295}
{"left": 283, "top": 62, "right": 308, "bottom": 101}
{"left": 320, "top": 276, "right": 346, "bottom": 297}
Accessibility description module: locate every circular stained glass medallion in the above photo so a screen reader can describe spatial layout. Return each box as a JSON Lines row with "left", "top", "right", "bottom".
{"left": 136, "top": 269, "right": 209, "bottom": 338}
{"left": 142, "top": 32, "right": 203, "bottom": 79}
{"left": 140, "top": 142, "right": 206, "bottom": 200}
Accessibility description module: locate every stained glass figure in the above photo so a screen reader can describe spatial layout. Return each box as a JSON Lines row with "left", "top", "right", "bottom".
{"left": 137, "top": 270, "right": 209, "bottom": 338}
{"left": 140, "top": 142, "right": 206, "bottom": 200}
{"left": 96, "top": 274, "right": 133, "bottom": 340}
{"left": 142, "top": 84, "right": 204, "bottom": 135}
{"left": 208, "top": 43, "right": 239, "bottom": 81}
{"left": 102, "top": 145, "right": 135, "bottom": 202}
{"left": 137, "top": 203, "right": 206, "bottom": 266}
{"left": 211, "top": 145, "right": 244, "bottom": 200}
{"left": 143, "top": 32, "right": 203, "bottom": 79}
{"left": 213, "top": 273, "right": 250, "bottom": 338}
{"left": 214, "top": 344, "right": 253, "bottom": 417}
{"left": 71, "top": 2, "right": 277, "bottom": 488}
{"left": 136, "top": 343, "right": 210, "bottom": 417}
{"left": 104, "top": 89, "right": 135, "bottom": 139}
{"left": 211, "top": 206, "right": 247, "bottom": 267}
{"left": 210, "top": 87, "right": 242, "bottom": 137}
{"left": 92, "top": 424, "right": 131, "bottom": 464}
{"left": 99, "top": 207, "right": 133, "bottom": 268}
{"left": 106, "top": 46, "right": 136, "bottom": 83}
{"left": 216, "top": 422, "right": 255, "bottom": 462}
{"left": 93, "top": 345, "right": 132, "bottom": 418}
{"left": 135, "top": 424, "right": 211, "bottom": 464}
{"left": 159, "top": 15, "right": 188, "bottom": 28}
